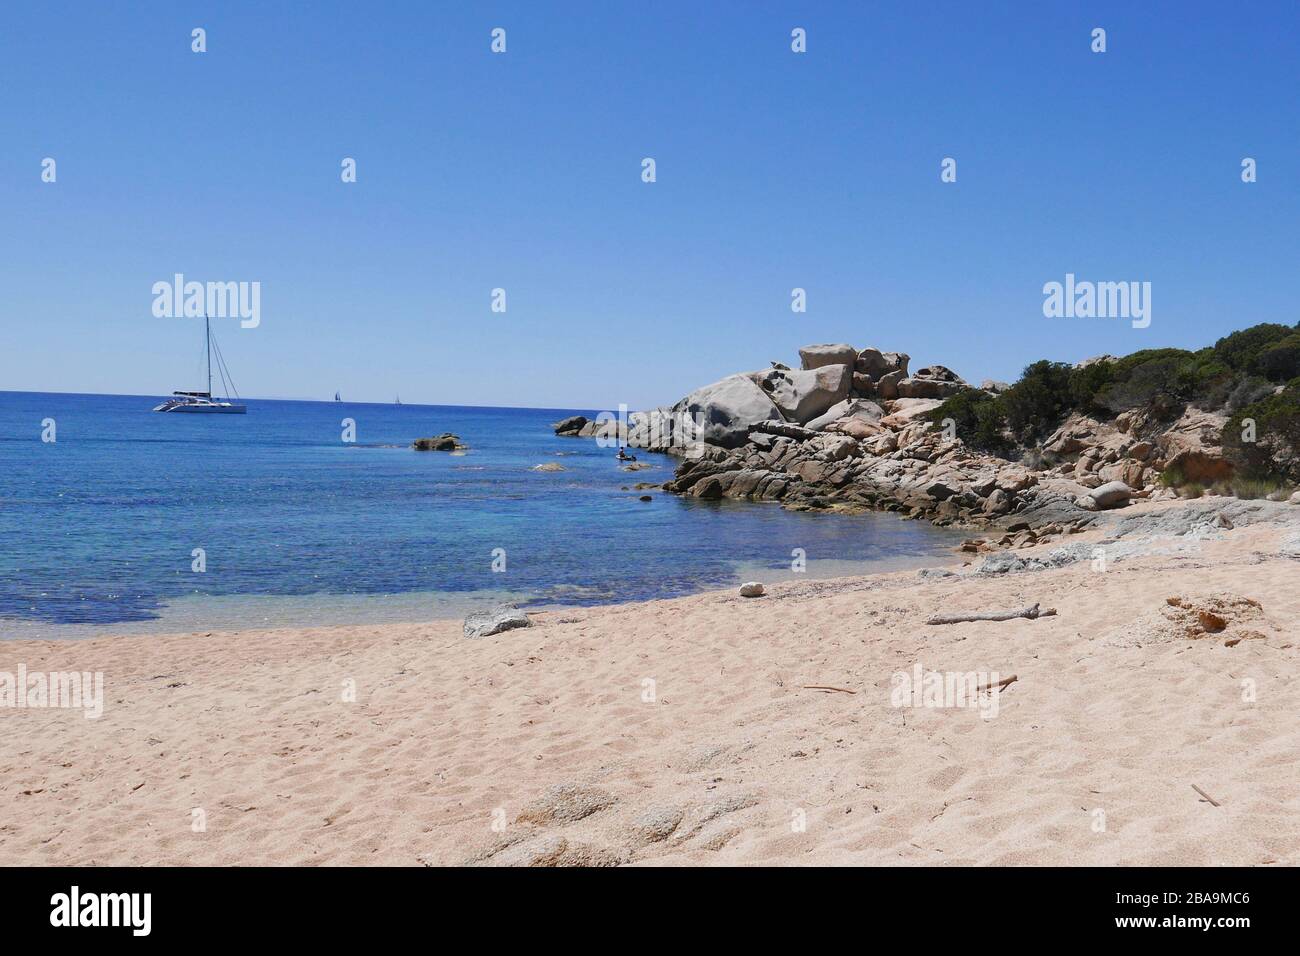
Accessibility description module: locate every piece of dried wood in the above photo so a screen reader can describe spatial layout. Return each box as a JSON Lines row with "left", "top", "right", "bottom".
{"left": 1191, "top": 784, "right": 1221, "bottom": 807}
{"left": 975, "top": 674, "right": 1018, "bottom": 695}
{"left": 802, "top": 685, "right": 857, "bottom": 695}
{"left": 926, "top": 603, "right": 1058, "bottom": 625}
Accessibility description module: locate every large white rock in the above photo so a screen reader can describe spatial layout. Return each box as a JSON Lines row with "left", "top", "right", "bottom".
{"left": 671, "top": 374, "right": 785, "bottom": 449}
{"left": 749, "top": 365, "right": 850, "bottom": 425}
{"left": 624, "top": 374, "right": 785, "bottom": 451}
{"left": 798, "top": 343, "right": 857, "bottom": 372}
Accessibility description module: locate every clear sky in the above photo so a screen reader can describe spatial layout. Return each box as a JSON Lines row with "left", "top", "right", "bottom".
{"left": 2, "top": 1, "right": 1297, "bottom": 410}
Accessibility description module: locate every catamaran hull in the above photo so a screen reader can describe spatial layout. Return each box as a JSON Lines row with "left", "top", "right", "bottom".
{"left": 153, "top": 402, "right": 247, "bottom": 414}
{"left": 165, "top": 404, "right": 246, "bottom": 414}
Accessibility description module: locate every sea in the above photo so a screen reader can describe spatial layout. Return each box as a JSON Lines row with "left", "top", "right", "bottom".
{"left": 0, "top": 391, "right": 966, "bottom": 638}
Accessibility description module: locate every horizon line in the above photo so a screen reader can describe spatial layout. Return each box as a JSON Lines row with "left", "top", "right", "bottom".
{"left": 0, "top": 388, "right": 597, "bottom": 414}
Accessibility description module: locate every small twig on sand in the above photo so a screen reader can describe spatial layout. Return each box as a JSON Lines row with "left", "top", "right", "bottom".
{"left": 976, "top": 674, "right": 1018, "bottom": 695}
{"left": 1191, "top": 784, "right": 1221, "bottom": 807}
{"left": 802, "top": 685, "right": 857, "bottom": 695}
{"left": 926, "top": 603, "right": 1058, "bottom": 625}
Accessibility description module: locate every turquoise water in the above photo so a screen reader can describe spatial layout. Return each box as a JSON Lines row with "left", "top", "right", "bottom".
{"left": 0, "top": 391, "right": 965, "bottom": 637}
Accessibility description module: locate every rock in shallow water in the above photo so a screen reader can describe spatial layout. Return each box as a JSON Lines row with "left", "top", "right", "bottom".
{"left": 412, "top": 433, "right": 466, "bottom": 451}
{"left": 464, "top": 605, "right": 531, "bottom": 639}
{"left": 739, "top": 581, "right": 765, "bottom": 597}
{"left": 552, "top": 415, "right": 588, "bottom": 435}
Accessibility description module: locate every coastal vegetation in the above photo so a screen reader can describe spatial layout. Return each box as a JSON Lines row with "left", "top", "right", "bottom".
{"left": 929, "top": 321, "right": 1300, "bottom": 484}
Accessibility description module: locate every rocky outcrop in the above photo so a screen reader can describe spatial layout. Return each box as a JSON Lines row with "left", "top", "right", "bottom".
{"left": 660, "top": 414, "right": 1101, "bottom": 544}
{"left": 413, "top": 433, "right": 466, "bottom": 451}
{"left": 552, "top": 416, "right": 588, "bottom": 436}
{"left": 552, "top": 339, "right": 1252, "bottom": 547}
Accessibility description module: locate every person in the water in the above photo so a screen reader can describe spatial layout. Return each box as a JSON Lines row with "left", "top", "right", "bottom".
{"left": 616, "top": 448, "right": 636, "bottom": 462}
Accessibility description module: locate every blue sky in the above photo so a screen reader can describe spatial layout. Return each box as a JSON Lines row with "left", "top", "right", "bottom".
{"left": 2, "top": 1, "right": 1297, "bottom": 409}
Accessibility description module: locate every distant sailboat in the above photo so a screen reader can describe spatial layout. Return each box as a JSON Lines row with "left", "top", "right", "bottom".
{"left": 395, "top": 394, "right": 402, "bottom": 405}
{"left": 153, "top": 315, "right": 246, "bottom": 414}
{"left": 335, "top": 391, "right": 342, "bottom": 402}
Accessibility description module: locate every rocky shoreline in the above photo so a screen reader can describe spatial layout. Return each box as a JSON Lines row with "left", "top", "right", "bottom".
{"left": 555, "top": 342, "right": 1293, "bottom": 553}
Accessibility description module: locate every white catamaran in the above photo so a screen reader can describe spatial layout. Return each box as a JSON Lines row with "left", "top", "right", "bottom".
{"left": 153, "top": 315, "right": 247, "bottom": 414}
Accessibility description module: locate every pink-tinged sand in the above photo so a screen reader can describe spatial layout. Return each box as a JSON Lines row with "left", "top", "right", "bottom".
{"left": 2, "top": 518, "right": 1297, "bottom": 866}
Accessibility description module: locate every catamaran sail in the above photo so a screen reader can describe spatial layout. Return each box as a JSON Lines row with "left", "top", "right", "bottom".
{"left": 153, "top": 315, "right": 247, "bottom": 413}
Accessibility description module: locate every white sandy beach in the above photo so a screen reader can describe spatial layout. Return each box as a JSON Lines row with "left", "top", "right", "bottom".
{"left": 2, "top": 505, "right": 1297, "bottom": 867}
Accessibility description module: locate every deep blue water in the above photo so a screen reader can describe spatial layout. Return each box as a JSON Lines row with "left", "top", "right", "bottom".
{"left": 0, "top": 391, "right": 965, "bottom": 636}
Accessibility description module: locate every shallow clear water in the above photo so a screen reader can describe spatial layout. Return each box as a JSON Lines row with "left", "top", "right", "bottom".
{"left": 0, "top": 391, "right": 965, "bottom": 637}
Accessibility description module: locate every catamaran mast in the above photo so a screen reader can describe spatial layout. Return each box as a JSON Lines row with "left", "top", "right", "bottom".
{"left": 205, "top": 314, "right": 212, "bottom": 397}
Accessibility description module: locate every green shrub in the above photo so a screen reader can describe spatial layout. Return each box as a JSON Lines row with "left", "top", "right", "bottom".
{"left": 1067, "top": 361, "right": 1115, "bottom": 416}
{"left": 1000, "top": 360, "right": 1073, "bottom": 443}
{"left": 928, "top": 390, "right": 1012, "bottom": 455}
{"left": 1158, "top": 464, "right": 1188, "bottom": 488}
{"left": 1217, "top": 374, "right": 1275, "bottom": 413}
{"left": 1213, "top": 323, "right": 1294, "bottom": 373}
{"left": 1096, "top": 355, "right": 1186, "bottom": 418}
{"left": 1091, "top": 348, "right": 1232, "bottom": 419}
{"left": 1223, "top": 477, "right": 1288, "bottom": 500}
{"left": 1222, "top": 379, "right": 1300, "bottom": 481}
{"left": 1253, "top": 332, "right": 1300, "bottom": 382}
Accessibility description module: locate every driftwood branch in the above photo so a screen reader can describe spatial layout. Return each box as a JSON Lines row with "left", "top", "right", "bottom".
{"left": 1191, "top": 784, "right": 1221, "bottom": 807}
{"left": 976, "top": 674, "right": 1018, "bottom": 695}
{"left": 801, "top": 685, "right": 857, "bottom": 695}
{"left": 926, "top": 603, "right": 1058, "bottom": 625}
